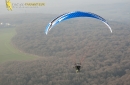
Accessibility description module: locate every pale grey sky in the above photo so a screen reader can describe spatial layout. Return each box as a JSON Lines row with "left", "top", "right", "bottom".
{"left": 0, "top": 0, "right": 130, "bottom": 15}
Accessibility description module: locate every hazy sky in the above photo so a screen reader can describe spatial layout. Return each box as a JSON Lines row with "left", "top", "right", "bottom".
{"left": 0, "top": 0, "right": 130, "bottom": 15}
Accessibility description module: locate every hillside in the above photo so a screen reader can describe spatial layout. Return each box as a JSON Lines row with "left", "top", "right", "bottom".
{"left": 0, "top": 14, "right": 130, "bottom": 85}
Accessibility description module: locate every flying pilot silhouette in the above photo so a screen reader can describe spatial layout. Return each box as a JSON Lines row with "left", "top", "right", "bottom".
{"left": 74, "top": 63, "right": 81, "bottom": 73}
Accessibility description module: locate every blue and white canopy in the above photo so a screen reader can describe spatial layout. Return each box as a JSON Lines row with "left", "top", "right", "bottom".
{"left": 45, "top": 11, "right": 112, "bottom": 35}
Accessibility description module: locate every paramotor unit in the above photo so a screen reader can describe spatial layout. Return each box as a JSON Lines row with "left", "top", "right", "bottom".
{"left": 45, "top": 11, "right": 112, "bottom": 73}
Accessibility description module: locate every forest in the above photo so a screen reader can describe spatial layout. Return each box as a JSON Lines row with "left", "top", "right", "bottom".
{"left": 0, "top": 14, "right": 130, "bottom": 85}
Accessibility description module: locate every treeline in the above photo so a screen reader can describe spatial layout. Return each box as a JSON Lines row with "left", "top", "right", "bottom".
{"left": 12, "top": 17, "right": 130, "bottom": 59}
{"left": 0, "top": 14, "right": 130, "bottom": 85}
{"left": 0, "top": 56, "right": 130, "bottom": 85}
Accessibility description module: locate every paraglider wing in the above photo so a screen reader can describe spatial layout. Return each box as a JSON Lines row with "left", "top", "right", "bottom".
{"left": 45, "top": 11, "right": 112, "bottom": 35}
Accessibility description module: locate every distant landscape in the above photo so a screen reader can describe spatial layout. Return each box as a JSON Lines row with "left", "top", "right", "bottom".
{"left": 0, "top": 13, "right": 130, "bottom": 85}
{"left": 0, "top": 27, "right": 37, "bottom": 63}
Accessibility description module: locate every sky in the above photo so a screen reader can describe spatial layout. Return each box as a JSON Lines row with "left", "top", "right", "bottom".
{"left": 0, "top": 0, "right": 130, "bottom": 22}
{"left": 0, "top": 0, "right": 130, "bottom": 15}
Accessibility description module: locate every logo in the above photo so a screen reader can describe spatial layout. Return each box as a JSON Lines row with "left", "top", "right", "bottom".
{"left": 5, "top": 0, "right": 45, "bottom": 11}
{"left": 5, "top": 0, "right": 12, "bottom": 11}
